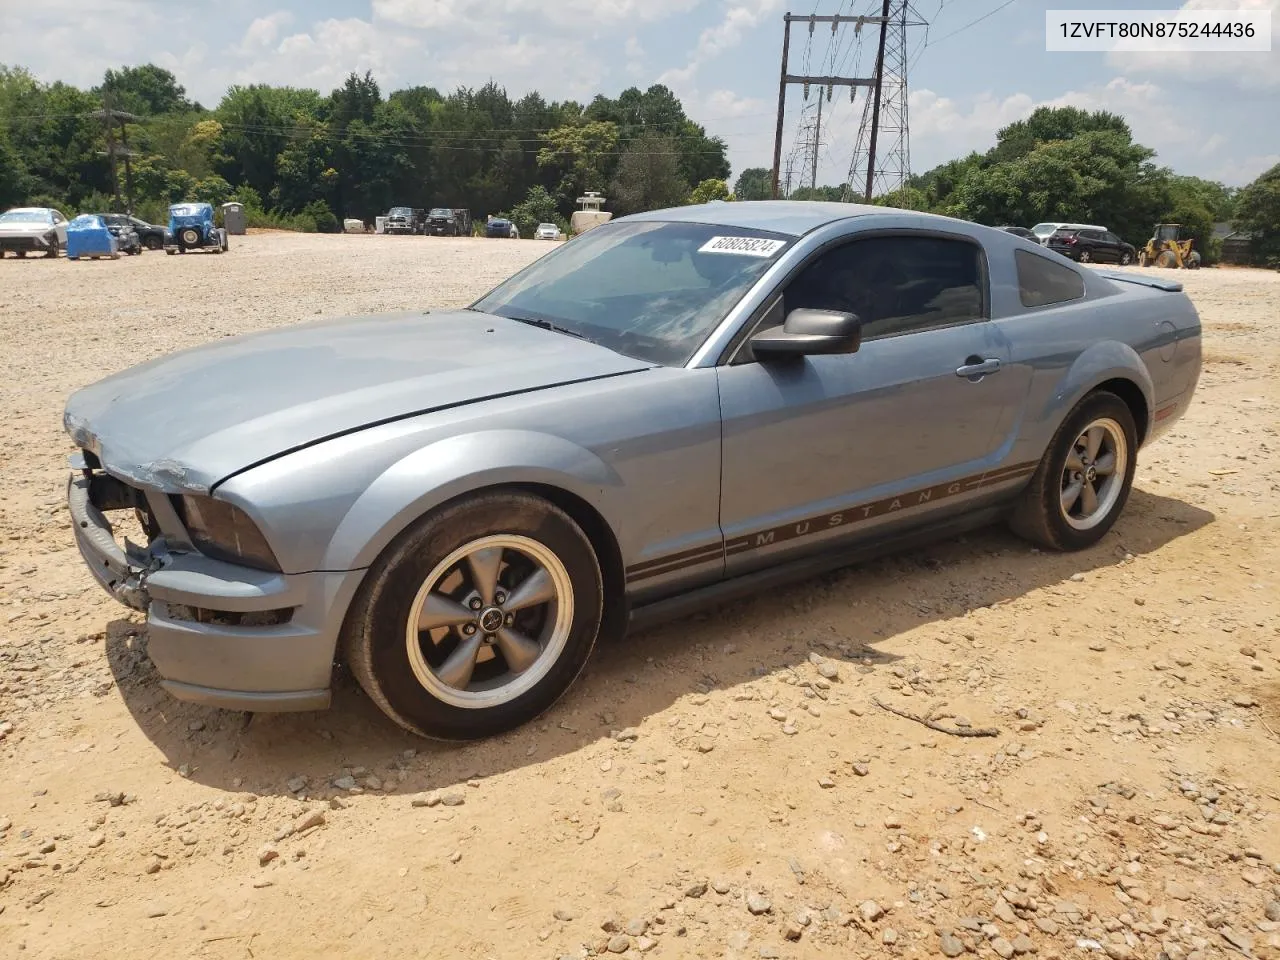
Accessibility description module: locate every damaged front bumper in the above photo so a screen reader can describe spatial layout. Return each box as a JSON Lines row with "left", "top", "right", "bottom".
{"left": 67, "top": 464, "right": 366, "bottom": 713}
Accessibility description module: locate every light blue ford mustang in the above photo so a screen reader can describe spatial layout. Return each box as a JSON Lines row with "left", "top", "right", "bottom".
{"left": 63, "top": 201, "right": 1202, "bottom": 739}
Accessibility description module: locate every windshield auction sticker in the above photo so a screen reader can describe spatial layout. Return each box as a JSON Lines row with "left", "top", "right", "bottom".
{"left": 698, "top": 236, "right": 787, "bottom": 257}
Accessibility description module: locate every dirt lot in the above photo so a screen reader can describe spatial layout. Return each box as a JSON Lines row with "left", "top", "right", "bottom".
{"left": 1, "top": 233, "right": 1278, "bottom": 960}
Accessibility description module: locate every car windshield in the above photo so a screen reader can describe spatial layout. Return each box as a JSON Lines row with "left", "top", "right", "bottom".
{"left": 430, "top": 208, "right": 451, "bottom": 217}
{"left": 1, "top": 210, "right": 50, "bottom": 223}
{"left": 471, "top": 220, "right": 792, "bottom": 367}
{"left": 171, "top": 205, "right": 204, "bottom": 217}
{"left": 538, "top": 223, "right": 555, "bottom": 230}
{"left": 389, "top": 207, "right": 412, "bottom": 216}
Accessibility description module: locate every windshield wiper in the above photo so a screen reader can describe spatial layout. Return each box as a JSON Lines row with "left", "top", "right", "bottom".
{"left": 503, "top": 312, "right": 597, "bottom": 344}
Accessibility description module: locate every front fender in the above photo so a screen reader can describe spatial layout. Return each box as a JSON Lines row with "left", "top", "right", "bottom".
{"left": 322, "top": 429, "right": 623, "bottom": 571}
{"left": 1043, "top": 339, "right": 1153, "bottom": 435}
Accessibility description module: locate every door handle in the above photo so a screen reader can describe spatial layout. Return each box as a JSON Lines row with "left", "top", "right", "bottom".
{"left": 956, "top": 358, "right": 1001, "bottom": 378}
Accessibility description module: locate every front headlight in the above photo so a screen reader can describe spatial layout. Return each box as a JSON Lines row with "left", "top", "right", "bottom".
{"left": 178, "top": 496, "right": 280, "bottom": 572}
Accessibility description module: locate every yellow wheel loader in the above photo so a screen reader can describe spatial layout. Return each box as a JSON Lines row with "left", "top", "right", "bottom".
{"left": 1138, "top": 224, "right": 1202, "bottom": 269}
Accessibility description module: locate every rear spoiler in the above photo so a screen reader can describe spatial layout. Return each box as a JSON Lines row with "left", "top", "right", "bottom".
{"left": 1095, "top": 271, "right": 1183, "bottom": 293}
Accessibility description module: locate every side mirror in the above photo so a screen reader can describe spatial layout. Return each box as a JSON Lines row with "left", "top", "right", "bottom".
{"left": 750, "top": 308, "right": 862, "bottom": 359}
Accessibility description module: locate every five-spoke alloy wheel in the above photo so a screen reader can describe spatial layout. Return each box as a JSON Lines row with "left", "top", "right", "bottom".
{"left": 1010, "top": 390, "right": 1138, "bottom": 551}
{"left": 343, "top": 491, "right": 603, "bottom": 740}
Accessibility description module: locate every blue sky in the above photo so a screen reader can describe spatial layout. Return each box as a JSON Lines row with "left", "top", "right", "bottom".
{"left": 2, "top": 0, "right": 1277, "bottom": 187}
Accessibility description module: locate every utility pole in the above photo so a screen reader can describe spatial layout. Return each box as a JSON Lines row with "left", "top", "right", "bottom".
{"left": 770, "top": 12, "right": 887, "bottom": 199}
{"left": 864, "top": 0, "right": 891, "bottom": 202}
{"left": 95, "top": 90, "right": 140, "bottom": 213}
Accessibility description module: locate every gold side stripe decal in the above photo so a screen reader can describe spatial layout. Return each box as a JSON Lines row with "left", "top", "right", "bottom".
{"left": 625, "top": 461, "right": 1038, "bottom": 583}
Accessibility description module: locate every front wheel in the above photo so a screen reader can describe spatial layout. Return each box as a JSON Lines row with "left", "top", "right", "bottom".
{"left": 341, "top": 491, "right": 604, "bottom": 740}
{"left": 145, "top": 235, "right": 162, "bottom": 250}
{"left": 1120, "top": 252, "right": 1132, "bottom": 265}
{"left": 46, "top": 238, "right": 60, "bottom": 259}
{"left": 1009, "top": 391, "right": 1138, "bottom": 551}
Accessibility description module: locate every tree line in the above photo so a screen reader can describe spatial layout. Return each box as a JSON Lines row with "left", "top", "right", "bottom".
{"left": 0, "top": 64, "right": 732, "bottom": 234}
{"left": 732, "top": 106, "right": 1279, "bottom": 265}
{"left": 2, "top": 64, "right": 1275, "bottom": 263}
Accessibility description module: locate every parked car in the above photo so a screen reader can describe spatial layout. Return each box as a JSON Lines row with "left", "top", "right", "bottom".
{"left": 426, "top": 207, "right": 467, "bottom": 236}
{"left": 0, "top": 206, "right": 68, "bottom": 258}
{"left": 997, "top": 226, "right": 1038, "bottom": 243}
{"left": 65, "top": 214, "right": 122, "bottom": 260}
{"left": 385, "top": 206, "right": 424, "bottom": 235}
{"left": 110, "top": 214, "right": 164, "bottom": 250}
{"left": 163, "top": 202, "right": 228, "bottom": 255}
{"left": 1047, "top": 227, "right": 1137, "bottom": 265}
{"left": 534, "top": 223, "right": 560, "bottom": 241}
{"left": 485, "top": 216, "right": 519, "bottom": 238}
{"left": 1030, "top": 221, "right": 1105, "bottom": 246}
{"left": 93, "top": 213, "right": 144, "bottom": 255}
{"left": 62, "top": 201, "right": 1202, "bottom": 740}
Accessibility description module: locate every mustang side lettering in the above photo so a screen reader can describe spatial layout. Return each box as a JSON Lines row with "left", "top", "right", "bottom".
{"left": 63, "top": 201, "right": 1201, "bottom": 740}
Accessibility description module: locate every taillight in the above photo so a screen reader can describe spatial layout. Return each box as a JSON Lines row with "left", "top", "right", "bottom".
{"left": 1064, "top": 236, "right": 1077, "bottom": 244}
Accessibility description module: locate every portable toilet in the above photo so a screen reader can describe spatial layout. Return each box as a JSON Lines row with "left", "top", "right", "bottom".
{"left": 375, "top": 216, "right": 387, "bottom": 234}
{"left": 221, "top": 202, "right": 247, "bottom": 235}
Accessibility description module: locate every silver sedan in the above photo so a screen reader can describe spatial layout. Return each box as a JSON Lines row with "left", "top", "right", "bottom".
{"left": 63, "top": 201, "right": 1202, "bottom": 739}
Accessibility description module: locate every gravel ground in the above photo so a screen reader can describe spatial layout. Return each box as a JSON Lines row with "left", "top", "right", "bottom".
{"left": 0, "top": 233, "right": 1278, "bottom": 960}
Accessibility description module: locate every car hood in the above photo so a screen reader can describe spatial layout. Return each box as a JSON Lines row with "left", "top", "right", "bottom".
{"left": 64, "top": 309, "right": 653, "bottom": 494}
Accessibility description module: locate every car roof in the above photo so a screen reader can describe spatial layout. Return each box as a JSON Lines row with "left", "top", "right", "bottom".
{"left": 622, "top": 200, "right": 943, "bottom": 238}
{"left": 4, "top": 206, "right": 53, "bottom": 214}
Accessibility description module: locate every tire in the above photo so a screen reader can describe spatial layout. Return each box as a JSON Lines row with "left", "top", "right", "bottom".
{"left": 341, "top": 490, "right": 604, "bottom": 740}
{"left": 1156, "top": 250, "right": 1177, "bottom": 268}
{"left": 180, "top": 227, "right": 201, "bottom": 247}
{"left": 1119, "top": 252, "right": 1132, "bottom": 265}
{"left": 166, "top": 248, "right": 176, "bottom": 255}
{"left": 1008, "top": 390, "right": 1138, "bottom": 552}
{"left": 145, "top": 235, "right": 162, "bottom": 250}
{"left": 46, "top": 238, "right": 60, "bottom": 259}
{"left": 1078, "top": 249, "right": 1091, "bottom": 263}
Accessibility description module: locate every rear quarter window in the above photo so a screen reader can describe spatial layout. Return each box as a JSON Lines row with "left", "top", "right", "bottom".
{"left": 1015, "top": 249, "right": 1085, "bottom": 308}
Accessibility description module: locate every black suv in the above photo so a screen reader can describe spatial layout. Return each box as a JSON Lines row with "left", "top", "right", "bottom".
{"left": 1047, "top": 227, "right": 1136, "bottom": 265}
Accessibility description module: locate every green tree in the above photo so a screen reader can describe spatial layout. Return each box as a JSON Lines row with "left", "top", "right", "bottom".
{"left": 688, "top": 178, "right": 731, "bottom": 204}
{"left": 733, "top": 167, "right": 772, "bottom": 201}
{"left": 538, "top": 120, "right": 620, "bottom": 203}
{"left": 610, "top": 133, "right": 688, "bottom": 215}
{"left": 1234, "top": 163, "right": 1280, "bottom": 263}
{"left": 96, "top": 64, "right": 195, "bottom": 115}
{"left": 506, "top": 185, "right": 562, "bottom": 236}
{"left": 0, "top": 126, "right": 29, "bottom": 208}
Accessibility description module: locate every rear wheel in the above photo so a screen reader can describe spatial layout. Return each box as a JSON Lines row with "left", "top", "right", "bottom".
{"left": 1009, "top": 391, "right": 1137, "bottom": 551}
{"left": 145, "top": 235, "right": 162, "bottom": 250}
{"left": 1078, "top": 248, "right": 1091, "bottom": 263}
{"left": 1119, "top": 251, "right": 1132, "bottom": 265}
{"left": 342, "top": 491, "right": 603, "bottom": 740}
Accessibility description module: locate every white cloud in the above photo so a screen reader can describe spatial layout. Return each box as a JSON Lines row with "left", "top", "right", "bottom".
{"left": 1107, "top": 0, "right": 1280, "bottom": 89}
{"left": 372, "top": 0, "right": 700, "bottom": 32}
{"left": 659, "top": 0, "right": 783, "bottom": 91}
{"left": 225, "top": 18, "right": 399, "bottom": 93}
{"left": 238, "top": 11, "right": 295, "bottom": 53}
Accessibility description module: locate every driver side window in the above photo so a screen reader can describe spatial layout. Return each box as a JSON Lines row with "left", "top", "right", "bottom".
{"left": 734, "top": 234, "right": 987, "bottom": 364}
{"left": 784, "top": 235, "right": 986, "bottom": 340}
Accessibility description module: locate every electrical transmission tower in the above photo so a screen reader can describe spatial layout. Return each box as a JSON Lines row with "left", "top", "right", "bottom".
{"left": 842, "top": 1, "right": 920, "bottom": 203}
{"left": 770, "top": 12, "right": 887, "bottom": 199}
